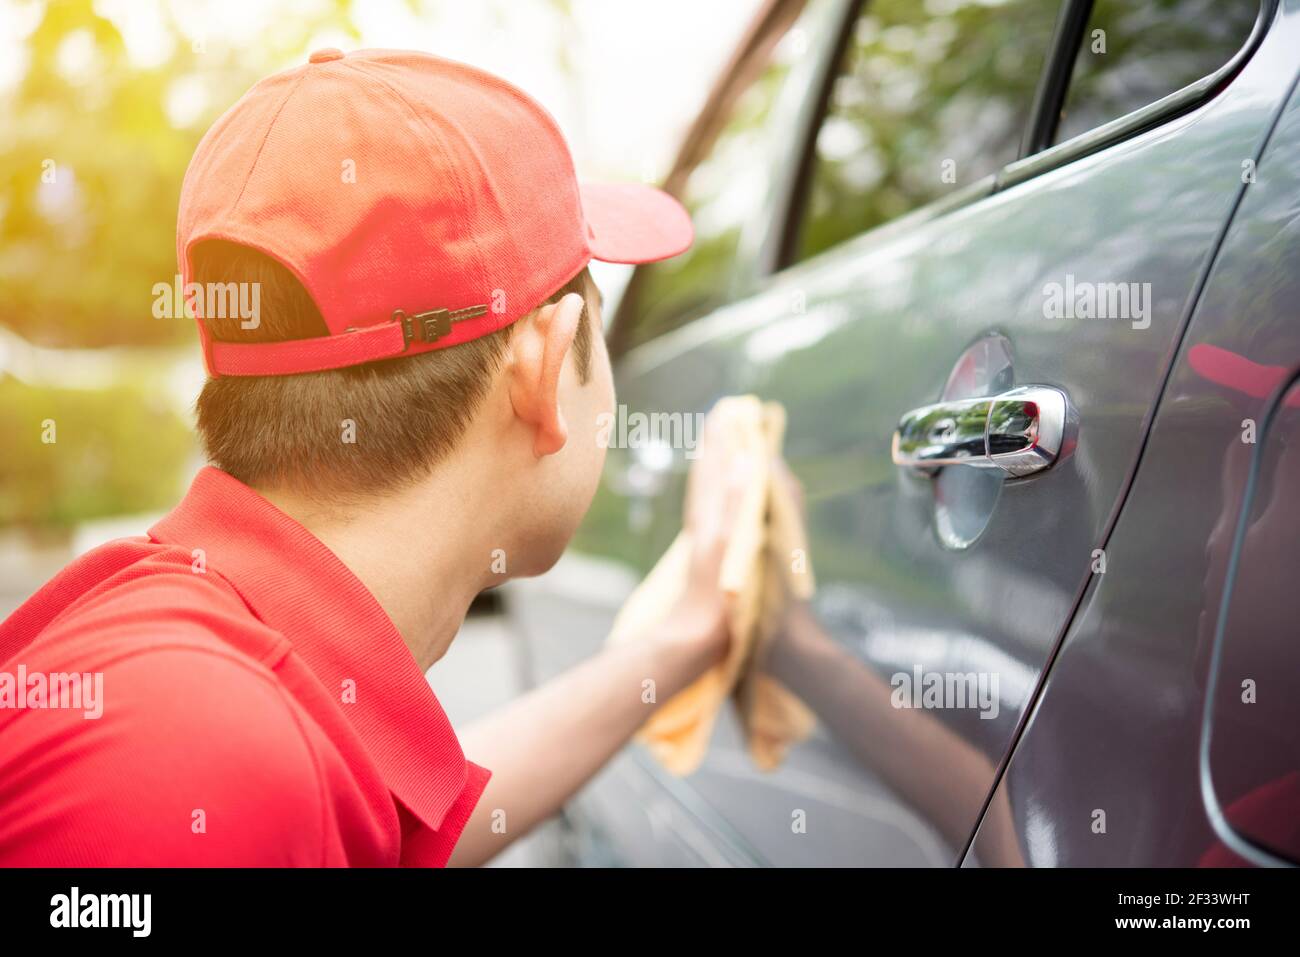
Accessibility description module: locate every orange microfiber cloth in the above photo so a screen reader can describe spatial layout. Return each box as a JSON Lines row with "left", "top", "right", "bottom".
{"left": 607, "top": 395, "right": 816, "bottom": 775}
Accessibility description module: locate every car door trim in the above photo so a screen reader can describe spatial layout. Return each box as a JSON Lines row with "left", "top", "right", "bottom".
{"left": 774, "top": 0, "right": 1275, "bottom": 275}
{"left": 1198, "top": 365, "right": 1300, "bottom": 869}
{"left": 767, "top": 0, "right": 864, "bottom": 273}
{"left": 627, "top": 749, "right": 770, "bottom": 866}
{"left": 1003, "top": 0, "right": 1277, "bottom": 190}
{"left": 1019, "top": 0, "right": 1092, "bottom": 157}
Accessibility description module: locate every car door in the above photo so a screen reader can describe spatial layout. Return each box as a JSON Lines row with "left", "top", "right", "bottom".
{"left": 967, "top": 25, "right": 1300, "bottom": 866}
{"left": 508, "top": 0, "right": 1281, "bottom": 866}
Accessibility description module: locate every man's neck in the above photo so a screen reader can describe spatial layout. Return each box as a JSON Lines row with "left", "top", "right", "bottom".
{"left": 256, "top": 474, "right": 498, "bottom": 671}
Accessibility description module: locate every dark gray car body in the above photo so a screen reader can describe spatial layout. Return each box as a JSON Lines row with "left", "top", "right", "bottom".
{"left": 504, "top": 0, "right": 1300, "bottom": 866}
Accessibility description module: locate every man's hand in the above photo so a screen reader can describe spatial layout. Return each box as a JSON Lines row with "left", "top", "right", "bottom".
{"left": 662, "top": 405, "right": 749, "bottom": 664}
{"left": 451, "top": 403, "right": 784, "bottom": 865}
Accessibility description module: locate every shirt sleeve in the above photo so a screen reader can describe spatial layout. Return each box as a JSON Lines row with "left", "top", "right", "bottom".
{"left": 0, "top": 645, "right": 333, "bottom": 866}
{"left": 398, "top": 759, "right": 492, "bottom": 867}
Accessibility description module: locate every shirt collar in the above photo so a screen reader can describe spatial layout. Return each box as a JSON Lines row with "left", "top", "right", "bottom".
{"left": 150, "top": 466, "right": 469, "bottom": 832}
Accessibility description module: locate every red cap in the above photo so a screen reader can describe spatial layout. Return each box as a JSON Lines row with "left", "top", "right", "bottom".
{"left": 177, "top": 48, "right": 693, "bottom": 376}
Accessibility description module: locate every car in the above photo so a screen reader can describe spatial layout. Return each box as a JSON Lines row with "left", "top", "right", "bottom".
{"left": 503, "top": 0, "right": 1300, "bottom": 866}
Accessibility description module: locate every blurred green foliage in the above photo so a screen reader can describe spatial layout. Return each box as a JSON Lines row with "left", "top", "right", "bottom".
{"left": 617, "top": 0, "right": 1059, "bottom": 353}
{"left": 797, "top": 0, "right": 1058, "bottom": 262}
{"left": 0, "top": 377, "right": 191, "bottom": 531}
{"left": 1057, "top": 0, "right": 1260, "bottom": 144}
{"left": 0, "top": 0, "right": 365, "bottom": 532}
{"left": 0, "top": 0, "right": 362, "bottom": 349}
{"left": 0, "top": 0, "right": 578, "bottom": 533}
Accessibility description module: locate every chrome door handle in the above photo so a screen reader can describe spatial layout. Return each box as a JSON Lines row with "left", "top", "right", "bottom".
{"left": 891, "top": 386, "right": 1069, "bottom": 478}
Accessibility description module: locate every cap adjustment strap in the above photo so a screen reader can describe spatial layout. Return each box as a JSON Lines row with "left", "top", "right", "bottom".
{"left": 394, "top": 304, "right": 489, "bottom": 350}
{"left": 206, "top": 303, "right": 493, "bottom": 377}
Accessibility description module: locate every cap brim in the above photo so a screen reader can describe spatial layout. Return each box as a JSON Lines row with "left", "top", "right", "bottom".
{"left": 580, "top": 181, "right": 693, "bottom": 265}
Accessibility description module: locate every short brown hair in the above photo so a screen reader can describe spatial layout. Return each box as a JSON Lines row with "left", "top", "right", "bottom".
{"left": 191, "top": 240, "right": 594, "bottom": 495}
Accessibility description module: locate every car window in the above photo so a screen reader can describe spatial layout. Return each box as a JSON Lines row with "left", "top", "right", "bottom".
{"left": 614, "top": 0, "right": 821, "bottom": 354}
{"left": 1054, "top": 0, "right": 1261, "bottom": 145}
{"left": 794, "top": 0, "right": 1061, "bottom": 264}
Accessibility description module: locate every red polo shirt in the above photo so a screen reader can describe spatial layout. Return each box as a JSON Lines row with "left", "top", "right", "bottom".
{"left": 0, "top": 467, "right": 490, "bottom": 866}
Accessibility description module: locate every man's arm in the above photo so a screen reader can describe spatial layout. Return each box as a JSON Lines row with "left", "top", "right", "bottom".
{"left": 448, "top": 410, "right": 743, "bottom": 867}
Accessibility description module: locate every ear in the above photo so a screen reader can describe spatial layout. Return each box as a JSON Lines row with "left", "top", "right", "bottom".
{"left": 508, "top": 293, "right": 583, "bottom": 458}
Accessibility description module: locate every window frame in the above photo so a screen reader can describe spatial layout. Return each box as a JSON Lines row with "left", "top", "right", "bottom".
{"left": 764, "top": 0, "right": 1060, "bottom": 267}
{"left": 613, "top": 0, "right": 1275, "bottom": 354}
{"left": 781, "top": 0, "right": 1274, "bottom": 268}
{"left": 776, "top": 0, "right": 1064, "bottom": 270}
{"left": 1002, "top": 0, "right": 1275, "bottom": 190}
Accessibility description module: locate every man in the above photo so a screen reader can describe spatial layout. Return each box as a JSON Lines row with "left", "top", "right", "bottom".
{"left": 0, "top": 48, "right": 739, "bottom": 866}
